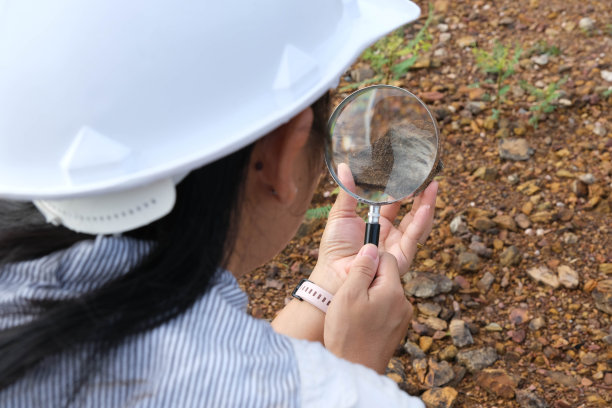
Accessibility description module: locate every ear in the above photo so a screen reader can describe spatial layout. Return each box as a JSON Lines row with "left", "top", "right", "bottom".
{"left": 252, "top": 107, "right": 314, "bottom": 204}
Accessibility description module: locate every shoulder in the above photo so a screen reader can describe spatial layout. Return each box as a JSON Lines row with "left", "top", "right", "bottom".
{"left": 288, "top": 338, "right": 424, "bottom": 408}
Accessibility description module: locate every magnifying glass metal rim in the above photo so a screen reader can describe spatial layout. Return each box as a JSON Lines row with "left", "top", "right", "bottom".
{"left": 325, "top": 84, "right": 442, "bottom": 206}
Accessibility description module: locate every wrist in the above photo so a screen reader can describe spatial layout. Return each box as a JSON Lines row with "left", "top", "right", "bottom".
{"left": 308, "top": 263, "right": 342, "bottom": 295}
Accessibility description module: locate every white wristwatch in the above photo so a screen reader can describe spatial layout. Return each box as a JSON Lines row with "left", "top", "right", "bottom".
{"left": 291, "top": 279, "right": 333, "bottom": 313}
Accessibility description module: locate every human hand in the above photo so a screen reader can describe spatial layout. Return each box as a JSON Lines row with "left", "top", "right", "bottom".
{"left": 309, "top": 163, "right": 438, "bottom": 294}
{"left": 323, "top": 244, "right": 413, "bottom": 373}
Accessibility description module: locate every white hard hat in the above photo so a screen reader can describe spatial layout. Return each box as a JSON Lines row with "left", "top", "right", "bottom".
{"left": 0, "top": 0, "right": 420, "bottom": 233}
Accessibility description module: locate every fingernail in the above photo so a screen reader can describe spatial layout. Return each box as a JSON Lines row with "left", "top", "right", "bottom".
{"left": 359, "top": 244, "right": 379, "bottom": 261}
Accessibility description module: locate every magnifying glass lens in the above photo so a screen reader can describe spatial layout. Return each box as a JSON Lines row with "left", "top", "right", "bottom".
{"left": 326, "top": 86, "right": 439, "bottom": 206}
{"left": 325, "top": 85, "right": 441, "bottom": 245}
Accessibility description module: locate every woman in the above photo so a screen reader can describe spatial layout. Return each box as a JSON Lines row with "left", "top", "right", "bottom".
{"left": 0, "top": 0, "right": 437, "bottom": 406}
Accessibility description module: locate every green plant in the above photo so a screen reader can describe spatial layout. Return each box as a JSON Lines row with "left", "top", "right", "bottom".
{"left": 339, "top": 3, "right": 433, "bottom": 92}
{"left": 528, "top": 40, "right": 561, "bottom": 57}
{"left": 520, "top": 77, "right": 568, "bottom": 128}
{"left": 305, "top": 205, "right": 332, "bottom": 220}
{"left": 601, "top": 88, "right": 612, "bottom": 98}
{"left": 473, "top": 42, "right": 523, "bottom": 121}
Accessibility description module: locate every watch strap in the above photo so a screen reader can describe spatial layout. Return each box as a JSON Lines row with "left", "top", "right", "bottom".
{"left": 291, "top": 279, "right": 333, "bottom": 313}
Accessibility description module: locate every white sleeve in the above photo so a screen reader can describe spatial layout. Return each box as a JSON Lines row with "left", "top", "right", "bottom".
{"left": 288, "top": 338, "right": 425, "bottom": 408}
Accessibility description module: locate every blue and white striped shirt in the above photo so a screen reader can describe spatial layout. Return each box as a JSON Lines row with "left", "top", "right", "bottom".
{"left": 0, "top": 236, "right": 423, "bottom": 407}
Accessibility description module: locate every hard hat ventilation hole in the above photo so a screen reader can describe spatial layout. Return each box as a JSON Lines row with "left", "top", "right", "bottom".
{"left": 41, "top": 198, "right": 159, "bottom": 223}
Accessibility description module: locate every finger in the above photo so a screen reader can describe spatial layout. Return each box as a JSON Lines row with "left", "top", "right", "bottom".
{"left": 343, "top": 244, "right": 379, "bottom": 295}
{"left": 400, "top": 204, "right": 432, "bottom": 261}
{"left": 380, "top": 201, "right": 401, "bottom": 224}
{"left": 368, "top": 252, "right": 400, "bottom": 290}
{"left": 329, "top": 163, "right": 358, "bottom": 217}
{"left": 399, "top": 181, "right": 438, "bottom": 233}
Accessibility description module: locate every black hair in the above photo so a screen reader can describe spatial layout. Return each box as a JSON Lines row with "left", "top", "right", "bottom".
{"left": 0, "top": 93, "right": 329, "bottom": 403}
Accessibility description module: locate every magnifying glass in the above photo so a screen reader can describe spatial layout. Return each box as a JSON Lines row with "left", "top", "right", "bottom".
{"left": 325, "top": 85, "right": 443, "bottom": 246}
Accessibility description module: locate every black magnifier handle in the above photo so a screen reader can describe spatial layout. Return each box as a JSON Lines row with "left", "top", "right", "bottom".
{"left": 364, "top": 205, "right": 381, "bottom": 246}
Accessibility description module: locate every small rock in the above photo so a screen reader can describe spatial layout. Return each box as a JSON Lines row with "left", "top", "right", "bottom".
{"left": 404, "top": 341, "right": 427, "bottom": 360}
{"left": 499, "top": 16, "right": 514, "bottom": 26}
{"left": 527, "top": 266, "right": 560, "bottom": 288}
{"left": 426, "top": 359, "right": 456, "bottom": 387}
{"left": 350, "top": 66, "right": 375, "bottom": 82}
{"left": 477, "top": 272, "right": 495, "bottom": 292}
{"left": 485, "top": 322, "right": 503, "bottom": 331}
{"left": 469, "top": 241, "right": 493, "bottom": 258}
{"left": 439, "top": 345, "right": 458, "bottom": 361}
{"left": 499, "top": 138, "right": 534, "bottom": 161}
{"left": 422, "top": 316, "right": 448, "bottom": 331}
{"left": 530, "top": 211, "right": 554, "bottom": 223}
{"left": 456, "top": 347, "right": 498, "bottom": 372}
{"left": 601, "top": 70, "right": 612, "bottom": 83}
{"left": 472, "top": 217, "right": 496, "bottom": 231}
{"left": 578, "top": 173, "right": 595, "bottom": 185}
{"left": 466, "top": 101, "right": 486, "bottom": 114}
{"left": 558, "top": 98, "right": 573, "bottom": 106}
{"left": 508, "top": 328, "right": 526, "bottom": 343}
{"left": 515, "top": 213, "right": 531, "bottom": 229}
{"left": 404, "top": 272, "right": 453, "bottom": 298}
{"left": 557, "top": 265, "right": 579, "bottom": 289}
{"left": 509, "top": 307, "right": 530, "bottom": 325}
{"left": 546, "top": 370, "right": 578, "bottom": 387}
{"left": 449, "top": 319, "right": 474, "bottom": 348}
{"left": 420, "top": 336, "right": 434, "bottom": 353}
{"left": 456, "top": 36, "right": 477, "bottom": 47}
{"left": 531, "top": 54, "right": 549, "bottom": 66}
{"left": 499, "top": 245, "right": 521, "bottom": 267}
{"left": 418, "top": 302, "right": 442, "bottom": 317}
{"left": 473, "top": 166, "right": 497, "bottom": 181}
{"left": 439, "top": 32, "right": 452, "bottom": 43}
{"left": 593, "top": 122, "right": 607, "bottom": 137}
{"left": 421, "top": 387, "right": 458, "bottom": 408}
{"left": 580, "top": 352, "right": 598, "bottom": 366}
{"left": 458, "top": 252, "right": 481, "bottom": 272}
{"left": 413, "top": 358, "right": 428, "bottom": 383}
{"left": 516, "top": 390, "right": 548, "bottom": 408}
{"left": 433, "top": 48, "right": 448, "bottom": 58}
{"left": 437, "top": 23, "right": 449, "bottom": 32}
{"left": 579, "top": 17, "right": 595, "bottom": 31}
{"left": 421, "top": 91, "right": 445, "bottom": 103}
{"left": 493, "top": 214, "right": 517, "bottom": 231}
{"left": 528, "top": 317, "right": 545, "bottom": 331}
{"left": 450, "top": 216, "right": 468, "bottom": 235}
{"left": 592, "top": 279, "right": 612, "bottom": 315}
{"left": 562, "top": 232, "right": 578, "bottom": 244}
{"left": 477, "top": 368, "right": 518, "bottom": 399}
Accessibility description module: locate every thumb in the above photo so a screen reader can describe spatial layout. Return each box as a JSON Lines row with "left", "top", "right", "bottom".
{"left": 329, "top": 163, "right": 358, "bottom": 218}
{"left": 344, "top": 244, "right": 379, "bottom": 294}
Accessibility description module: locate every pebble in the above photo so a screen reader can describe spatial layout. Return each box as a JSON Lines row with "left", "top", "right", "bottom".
{"left": 493, "top": 214, "right": 517, "bottom": 231}
{"left": 404, "top": 341, "right": 426, "bottom": 360}
{"left": 529, "top": 317, "right": 545, "bottom": 331}
{"left": 421, "top": 387, "right": 458, "bottom": 408}
{"left": 465, "top": 101, "right": 486, "bottom": 114}
{"left": 477, "top": 368, "right": 518, "bottom": 399}
{"left": 350, "top": 66, "right": 375, "bottom": 82}
{"left": 557, "top": 265, "right": 579, "bottom": 289}
{"left": 532, "top": 54, "right": 549, "bottom": 66}
{"left": 439, "top": 32, "right": 452, "bottom": 43}
{"left": 456, "top": 347, "right": 498, "bottom": 372}
{"left": 404, "top": 272, "right": 453, "bottom": 298}
{"left": 485, "top": 323, "right": 503, "bottom": 331}
{"left": 499, "top": 138, "right": 534, "bottom": 161}
{"left": 516, "top": 390, "right": 548, "bottom": 408}
{"left": 418, "top": 302, "right": 442, "bottom": 317}
{"left": 420, "top": 336, "right": 433, "bottom": 353}
{"left": 439, "top": 345, "right": 458, "bottom": 361}
{"left": 527, "top": 266, "right": 560, "bottom": 288}
{"left": 449, "top": 216, "right": 468, "bottom": 235}
{"left": 456, "top": 35, "right": 477, "bottom": 47}
{"left": 593, "top": 121, "right": 607, "bottom": 137}
{"left": 515, "top": 213, "right": 531, "bottom": 229}
{"left": 592, "top": 279, "right": 612, "bottom": 315}
{"left": 469, "top": 241, "right": 492, "bottom": 258}
{"left": 426, "top": 359, "right": 455, "bottom": 387}
{"left": 477, "top": 272, "right": 495, "bottom": 292}
{"left": 579, "top": 17, "right": 595, "bottom": 31}
{"left": 422, "top": 316, "right": 448, "bottom": 331}
{"left": 499, "top": 245, "right": 521, "bottom": 267}
{"left": 601, "top": 70, "right": 612, "bottom": 82}
{"left": 578, "top": 173, "right": 595, "bottom": 185}
{"left": 509, "top": 307, "right": 530, "bottom": 325}
{"left": 449, "top": 319, "right": 474, "bottom": 348}
{"left": 458, "top": 252, "right": 481, "bottom": 272}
